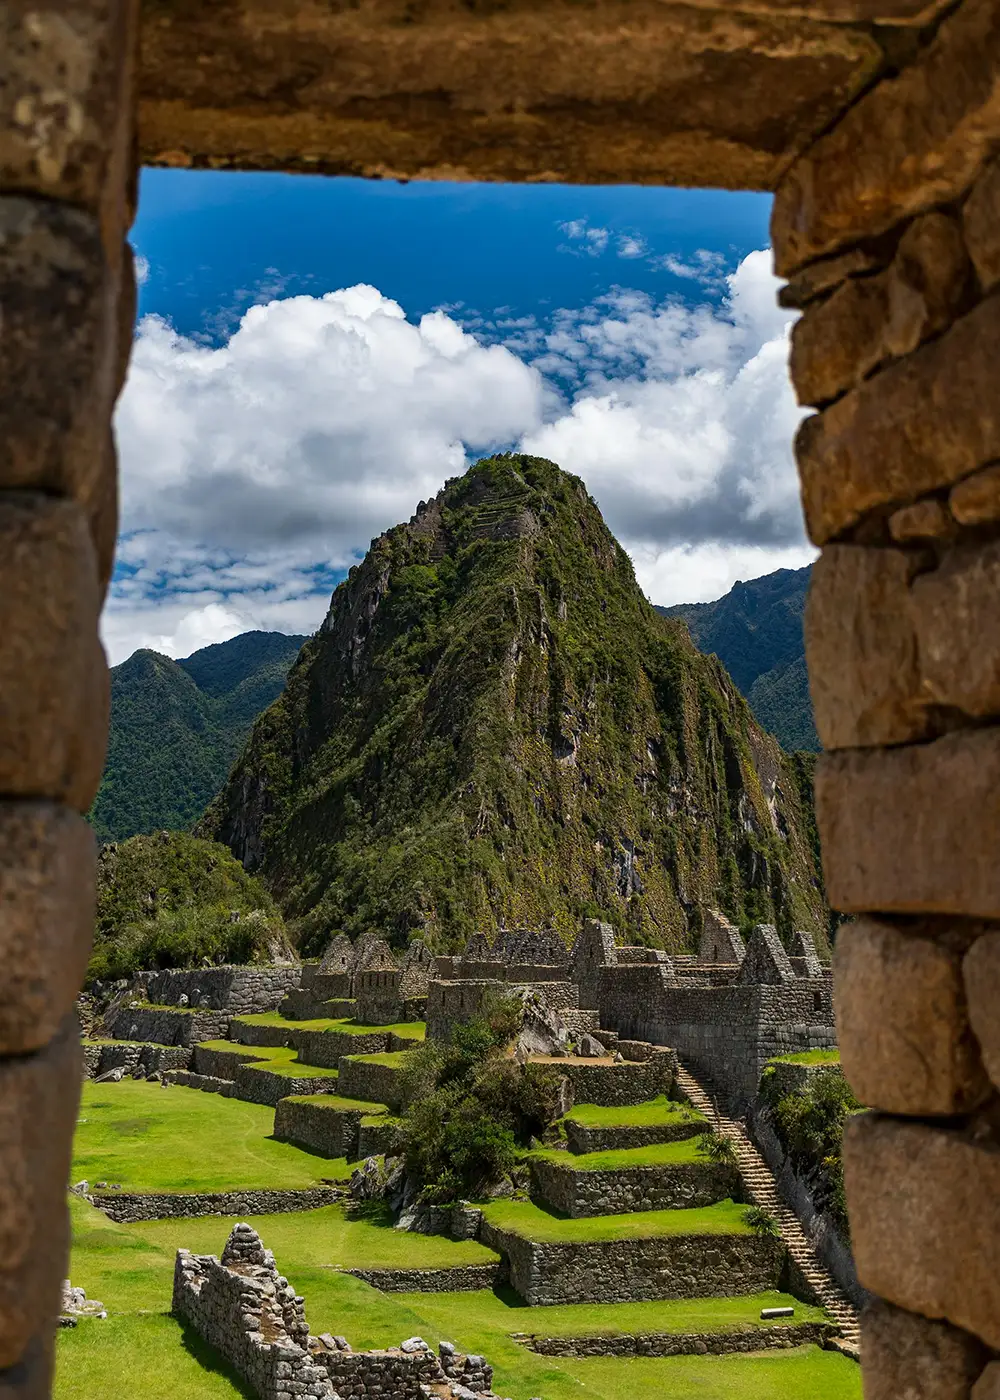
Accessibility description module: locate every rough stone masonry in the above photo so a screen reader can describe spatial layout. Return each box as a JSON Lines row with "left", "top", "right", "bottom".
{"left": 173, "top": 1223, "right": 500, "bottom": 1400}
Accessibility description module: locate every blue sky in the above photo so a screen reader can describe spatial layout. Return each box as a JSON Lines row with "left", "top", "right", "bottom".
{"left": 107, "top": 170, "right": 814, "bottom": 664}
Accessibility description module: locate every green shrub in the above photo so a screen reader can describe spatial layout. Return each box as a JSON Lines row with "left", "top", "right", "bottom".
{"left": 399, "top": 994, "right": 559, "bottom": 1199}
{"left": 696, "top": 1131, "right": 738, "bottom": 1166}
{"left": 743, "top": 1205, "right": 780, "bottom": 1238}
{"left": 769, "top": 1068, "right": 859, "bottom": 1237}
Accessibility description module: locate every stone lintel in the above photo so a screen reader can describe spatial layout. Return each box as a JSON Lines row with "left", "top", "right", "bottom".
{"left": 137, "top": 0, "right": 883, "bottom": 191}
{"left": 845, "top": 1113, "right": 1000, "bottom": 1350}
{"left": 816, "top": 729, "right": 1000, "bottom": 917}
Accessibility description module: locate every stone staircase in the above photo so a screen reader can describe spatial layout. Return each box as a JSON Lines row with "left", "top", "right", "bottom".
{"left": 675, "top": 1064, "right": 861, "bottom": 1352}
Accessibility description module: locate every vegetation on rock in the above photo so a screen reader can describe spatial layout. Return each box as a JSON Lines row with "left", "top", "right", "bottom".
{"left": 90, "top": 631, "right": 306, "bottom": 842}
{"left": 203, "top": 455, "right": 826, "bottom": 953}
{"left": 660, "top": 566, "right": 817, "bottom": 753}
{"left": 90, "top": 831, "right": 288, "bottom": 982}
{"left": 760, "top": 1066, "right": 859, "bottom": 1237}
{"left": 399, "top": 994, "right": 559, "bottom": 1199}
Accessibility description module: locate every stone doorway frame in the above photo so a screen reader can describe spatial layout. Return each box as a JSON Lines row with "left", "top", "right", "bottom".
{"left": 3, "top": 0, "right": 1000, "bottom": 1392}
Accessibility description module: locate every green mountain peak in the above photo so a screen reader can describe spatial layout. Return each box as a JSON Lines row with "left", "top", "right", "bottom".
{"left": 201, "top": 455, "right": 825, "bottom": 954}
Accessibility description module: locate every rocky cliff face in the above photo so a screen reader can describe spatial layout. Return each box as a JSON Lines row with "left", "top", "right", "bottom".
{"left": 202, "top": 456, "right": 826, "bottom": 954}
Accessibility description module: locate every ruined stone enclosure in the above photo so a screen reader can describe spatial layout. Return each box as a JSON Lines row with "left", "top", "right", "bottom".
{"left": 3, "top": 0, "right": 1000, "bottom": 1394}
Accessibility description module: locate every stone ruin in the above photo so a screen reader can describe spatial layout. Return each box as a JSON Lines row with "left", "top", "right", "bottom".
{"left": 425, "top": 916, "right": 835, "bottom": 1108}
{"left": 173, "top": 1224, "right": 501, "bottom": 1400}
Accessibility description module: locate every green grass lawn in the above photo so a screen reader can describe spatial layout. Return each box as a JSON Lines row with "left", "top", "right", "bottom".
{"left": 326, "top": 1020, "right": 425, "bottom": 1040}
{"left": 482, "top": 1199, "right": 751, "bottom": 1242}
{"left": 74, "top": 1079, "right": 350, "bottom": 1192}
{"left": 531, "top": 1139, "right": 705, "bottom": 1171}
{"left": 397, "top": 1289, "right": 829, "bottom": 1338}
{"left": 564, "top": 1095, "right": 707, "bottom": 1128}
{"left": 196, "top": 1041, "right": 342, "bottom": 1079}
{"left": 232, "top": 1012, "right": 426, "bottom": 1041}
{"left": 59, "top": 1198, "right": 859, "bottom": 1400}
{"left": 772, "top": 1049, "right": 841, "bottom": 1065}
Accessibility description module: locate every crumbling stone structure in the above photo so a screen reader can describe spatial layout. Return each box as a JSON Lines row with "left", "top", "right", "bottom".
{"left": 427, "top": 921, "right": 833, "bottom": 1108}
{"left": 6, "top": 2, "right": 1000, "bottom": 1393}
{"left": 173, "top": 1224, "right": 499, "bottom": 1400}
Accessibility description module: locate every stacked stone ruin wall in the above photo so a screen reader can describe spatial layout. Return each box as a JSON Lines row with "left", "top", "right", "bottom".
{"left": 529, "top": 1157, "right": 739, "bottom": 1217}
{"left": 521, "top": 1322, "right": 833, "bottom": 1357}
{"left": 137, "top": 965, "right": 302, "bottom": 1013}
{"left": 337, "top": 1058, "right": 404, "bottom": 1110}
{"left": 558, "top": 1054, "right": 676, "bottom": 1107}
{"left": 564, "top": 1117, "right": 703, "bottom": 1154}
{"left": 84, "top": 1041, "right": 192, "bottom": 1078}
{"left": 599, "top": 969, "right": 835, "bottom": 1106}
{"left": 105, "top": 1005, "right": 231, "bottom": 1047}
{"left": 346, "top": 1263, "right": 504, "bottom": 1292}
{"left": 426, "top": 977, "right": 578, "bottom": 1041}
{"left": 232, "top": 1064, "right": 339, "bottom": 1107}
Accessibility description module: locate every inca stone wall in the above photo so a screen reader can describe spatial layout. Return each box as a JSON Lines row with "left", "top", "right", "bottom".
{"left": 105, "top": 1004, "right": 231, "bottom": 1047}
{"left": 273, "top": 1097, "right": 377, "bottom": 1161}
{"left": 770, "top": 1, "right": 1000, "bottom": 1386}
{"left": 92, "top": 1186, "right": 343, "bottom": 1224}
{"left": 478, "top": 1220, "right": 785, "bottom": 1307}
{"left": 555, "top": 1051, "right": 677, "bottom": 1107}
{"left": 336, "top": 1057, "right": 406, "bottom": 1111}
{"left": 521, "top": 1321, "right": 834, "bottom": 1357}
{"left": 84, "top": 1040, "right": 192, "bottom": 1078}
{"left": 137, "top": 965, "right": 302, "bottom": 1014}
{"left": 563, "top": 1116, "right": 703, "bottom": 1155}
{"left": 529, "top": 1155, "right": 739, "bottom": 1217}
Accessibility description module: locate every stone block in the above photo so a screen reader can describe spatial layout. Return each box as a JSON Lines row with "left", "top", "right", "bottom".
{"left": 0, "top": 493, "right": 108, "bottom": 809}
{"left": 888, "top": 499, "right": 956, "bottom": 543}
{"left": 797, "top": 297, "right": 1000, "bottom": 544}
{"left": 0, "top": 1020, "right": 81, "bottom": 1368}
{"left": 816, "top": 729, "right": 1000, "bottom": 917}
{"left": 964, "top": 156, "right": 1000, "bottom": 294}
{"left": 860, "top": 1300, "right": 990, "bottom": 1400}
{"left": 911, "top": 541, "right": 1000, "bottom": 718}
{"left": 789, "top": 211, "right": 968, "bottom": 408}
{"left": 778, "top": 244, "right": 886, "bottom": 310}
{"left": 0, "top": 0, "right": 137, "bottom": 231}
{"left": 0, "top": 1336, "right": 54, "bottom": 1400}
{"left": 0, "top": 803, "right": 95, "bottom": 1054}
{"left": 835, "top": 918, "right": 989, "bottom": 1115}
{"left": 804, "top": 544, "right": 924, "bottom": 749}
{"left": 772, "top": 0, "right": 1000, "bottom": 274}
{"left": 0, "top": 198, "right": 119, "bottom": 524}
{"left": 973, "top": 1362, "right": 1000, "bottom": 1399}
{"left": 950, "top": 463, "right": 1000, "bottom": 526}
{"left": 845, "top": 1113, "right": 1000, "bottom": 1350}
{"left": 963, "top": 934, "right": 1000, "bottom": 1091}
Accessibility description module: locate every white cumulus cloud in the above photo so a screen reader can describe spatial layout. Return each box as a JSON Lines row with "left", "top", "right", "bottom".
{"left": 107, "top": 252, "right": 813, "bottom": 664}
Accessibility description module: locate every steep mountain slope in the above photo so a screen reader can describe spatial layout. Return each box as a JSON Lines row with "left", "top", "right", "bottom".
{"left": 659, "top": 567, "right": 818, "bottom": 752}
{"left": 202, "top": 456, "right": 826, "bottom": 954}
{"left": 90, "top": 631, "right": 306, "bottom": 842}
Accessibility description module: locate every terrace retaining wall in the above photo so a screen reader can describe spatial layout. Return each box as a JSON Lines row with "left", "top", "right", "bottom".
{"left": 556, "top": 1053, "right": 676, "bottom": 1107}
{"left": 519, "top": 1321, "right": 835, "bottom": 1356}
{"left": 84, "top": 1041, "right": 192, "bottom": 1077}
{"left": 95, "top": 1186, "right": 344, "bottom": 1222}
{"left": 138, "top": 965, "right": 302, "bottom": 1014}
{"left": 233, "top": 1063, "right": 339, "bottom": 1107}
{"left": 529, "top": 1156, "right": 740, "bottom": 1217}
{"left": 105, "top": 1004, "right": 231, "bottom": 1047}
{"left": 273, "top": 1097, "right": 378, "bottom": 1160}
{"left": 337, "top": 1057, "right": 406, "bottom": 1111}
{"left": 563, "top": 1116, "right": 703, "bottom": 1154}
{"left": 479, "top": 1221, "right": 784, "bottom": 1306}
{"left": 346, "top": 1262, "right": 505, "bottom": 1292}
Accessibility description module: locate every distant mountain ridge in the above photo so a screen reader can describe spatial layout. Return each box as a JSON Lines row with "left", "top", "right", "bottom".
{"left": 89, "top": 631, "right": 307, "bottom": 842}
{"left": 658, "top": 565, "right": 817, "bottom": 752}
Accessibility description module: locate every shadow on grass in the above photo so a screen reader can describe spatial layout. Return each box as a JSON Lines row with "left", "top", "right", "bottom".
{"left": 178, "top": 1319, "right": 257, "bottom": 1398}
{"left": 344, "top": 1200, "right": 395, "bottom": 1227}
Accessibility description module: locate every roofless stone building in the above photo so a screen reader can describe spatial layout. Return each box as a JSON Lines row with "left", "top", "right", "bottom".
{"left": 3, "top": 1, "right": 1000, "bottom": 1394}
